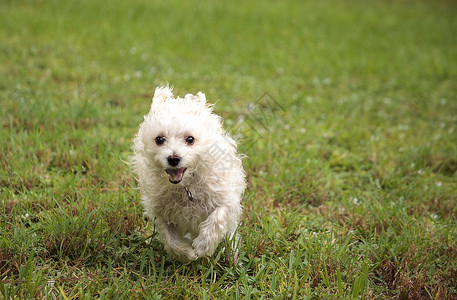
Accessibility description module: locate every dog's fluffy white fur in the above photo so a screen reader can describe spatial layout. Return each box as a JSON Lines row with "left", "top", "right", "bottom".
{"left": 131, "top": 86, "right": 246, "bottom": 262}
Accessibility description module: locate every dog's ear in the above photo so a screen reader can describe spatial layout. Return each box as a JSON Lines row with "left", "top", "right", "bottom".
{"left": 184, "top": 92, "right": 206, "bottom": 106}
{"left": 152, "top": 86, "right": 173, "bottom": 104}
{"left": 196, "top": 92, "right": 206, "bottom": 104}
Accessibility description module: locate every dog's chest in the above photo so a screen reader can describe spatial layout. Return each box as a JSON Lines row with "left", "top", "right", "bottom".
{"left": 156, "top": 188, "right": 214, "bottom": 234}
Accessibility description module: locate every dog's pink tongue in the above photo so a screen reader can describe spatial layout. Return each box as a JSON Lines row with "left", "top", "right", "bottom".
{"left": 166, "top": 168, "right": 186, "bottom": 184}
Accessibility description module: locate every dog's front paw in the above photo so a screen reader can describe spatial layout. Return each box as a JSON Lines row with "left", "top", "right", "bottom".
{"left": 192, "top": 235, "right": 216, "bottom": 258}
{"left": 172, "top": 246, "right": 198, "bottom": 262}
{"left": 182, "top": 248, "right": 199, "bottom": 262}
{"left": 164, "top": 242, "right": 198, "bottom": 262}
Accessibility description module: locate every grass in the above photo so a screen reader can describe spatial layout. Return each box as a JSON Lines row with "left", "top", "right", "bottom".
{"left": 1, "top": 0, "right": 456, "bottom": 298}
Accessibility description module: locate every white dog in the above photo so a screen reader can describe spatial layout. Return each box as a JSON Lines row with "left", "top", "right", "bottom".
{"left": 131, "top": 86, "right": 246, "bottom": 262}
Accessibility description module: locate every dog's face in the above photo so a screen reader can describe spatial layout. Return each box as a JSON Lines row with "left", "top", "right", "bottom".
{"left": 139, "top": 87, "right": 222, "bottom": 184}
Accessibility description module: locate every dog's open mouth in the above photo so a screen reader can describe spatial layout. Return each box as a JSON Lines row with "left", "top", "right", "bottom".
{"left": 165, "top": 168, "right": 187, "bottom": 184}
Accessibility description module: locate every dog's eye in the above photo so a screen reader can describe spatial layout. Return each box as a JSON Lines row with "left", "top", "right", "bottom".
{"left": 155, "top": 136, "right": 165, "bottom": 146}
{"left": 185, "top": 136, "right": 195, "bottom": 145}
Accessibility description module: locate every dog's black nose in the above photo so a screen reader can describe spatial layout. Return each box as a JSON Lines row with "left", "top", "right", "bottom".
{"left": 167, "top": 155, "right": 181, "bottom": 167}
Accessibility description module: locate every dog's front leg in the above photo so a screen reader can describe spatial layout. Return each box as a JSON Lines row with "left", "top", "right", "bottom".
{"left": 192, "top": 205, "right": 231, "bottom": 258}
{"left": 155, "top": 218, "right": 198, "bottom": 262}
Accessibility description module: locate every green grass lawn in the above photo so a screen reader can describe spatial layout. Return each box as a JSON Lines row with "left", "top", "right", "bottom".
{"left": 1, "top": 0, "right": 457, "bottom": 298}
